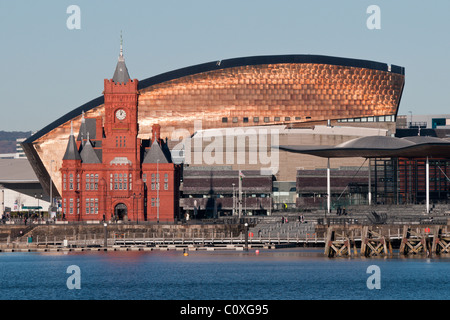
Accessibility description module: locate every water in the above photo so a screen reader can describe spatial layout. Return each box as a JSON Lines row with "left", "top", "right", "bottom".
{"left": 0, "top": 248, "right": 449, "bottom": 300}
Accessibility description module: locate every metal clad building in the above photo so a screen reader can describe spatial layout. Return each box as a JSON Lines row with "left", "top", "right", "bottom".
{"left": 22, "top": 54, "right": 405, "bottom": 200}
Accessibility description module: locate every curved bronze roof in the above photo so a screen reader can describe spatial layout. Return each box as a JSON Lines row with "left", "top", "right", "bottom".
{"left": 24, "top": 54, "right": 404, "bottom": 144}
{"left": 21, "top": 54, "right": 405, "bottom": 197}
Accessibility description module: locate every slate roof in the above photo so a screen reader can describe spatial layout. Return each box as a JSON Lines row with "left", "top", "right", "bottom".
{"left": 79, "top": 136, "right": 101, "bottom": 164}
{"left": 142, "top": 140, "right": 170, "bottom": 164}
{"left": 77, "top": 116, "right": 98, "bottom": 141}
{"left": 112, "top": 48, "right": 130, "bottom": 84}
{"left": 63, "top": 123, "right": 81, "bottom": 161}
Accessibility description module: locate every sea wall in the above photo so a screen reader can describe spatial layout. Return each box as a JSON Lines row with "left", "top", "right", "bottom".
{"left": 0, "top": 223, "right": 244, "bottom": 242}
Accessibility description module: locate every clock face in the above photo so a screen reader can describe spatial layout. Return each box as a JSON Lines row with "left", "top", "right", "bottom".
{"left": 116, "top": 109, "right": 126, "bottom": 120}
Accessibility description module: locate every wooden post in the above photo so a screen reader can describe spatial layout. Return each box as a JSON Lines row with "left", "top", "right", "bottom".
{"left": 399, "top": 226, "right": 410, "bottom": 255}
{"left": 346, "top": 237, "right": 352, "bottom": 257}
{"left": 324, "top": 227, "right": 335, "bottom": 257}
{"left": 360, "top": 226, "right": 368, "bottom": 257}
{"left": 352, "top": 230, "right": 358, "bottom": 256}
{"left": 431, "top": 226, "right": 440, "bottom": 255}
{"left": 382, "top": 236, "right": 388, "bottom": 255}
{"left": 388, "top": 233, "right": 393, "bottom": 256}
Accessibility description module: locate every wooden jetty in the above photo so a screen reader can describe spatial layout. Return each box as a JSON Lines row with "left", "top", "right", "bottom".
{"left": 434, "top": 226, "right": 450, "bottom": 254}
{"left": 2, "top": 223, "right": 450, "bottom": 257}
{"left": 324, "top": 224, "right": 450, "bottom": 257}
{"left": 360, "top": 226, "right": 391, "bottom": 257}
{"left": 324, "top": 227, "right": 357, "bottom": 257}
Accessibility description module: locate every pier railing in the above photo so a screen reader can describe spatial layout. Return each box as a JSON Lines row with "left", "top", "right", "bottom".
{"left": 3, "top": 223, "right": 450, "bottom": 257}
{"left": 0, "top": 217, "right": 260, "bottom": 226}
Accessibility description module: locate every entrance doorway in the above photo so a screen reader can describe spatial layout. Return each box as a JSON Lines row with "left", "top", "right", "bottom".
{"left": 115, "top": 203, "right": 127, "bottom": 220}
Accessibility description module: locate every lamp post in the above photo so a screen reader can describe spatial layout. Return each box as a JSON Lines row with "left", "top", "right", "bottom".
{"left": 133, "top": 193, "right": 136, "bottom": 223}
{"left": 103, "top": 222, "right": 108, "bottom": 248}
{"left": 49, "top": 160, "right": 55, "bottom": 221}
{"left": 232, "top": 183, "right": 235, "bottom": 216}
{"left": 426, "top": 156, "right": 430, "bottom": 214}
{"left": 133, "top": 192, "right": 142, "bottom": 224}
{"left": 238, "top": 171, "right": 242, "bottom": 219}
{"left": 139, "top": 193, "right": 141, "bottom": 223}
{"left": 157, "top": 159, "right": 160, "bottom": 223}
{"left": 327, "top": 158, "right": 331, "bottom": 215}
{"left": 244, "top": 222, "right": 249, "bottom": 251}
{"left": 34, "top": 193, "right": 36, "bottom": 220}
{"left": 34, "top": 193, "right": 42, "bottom": 219}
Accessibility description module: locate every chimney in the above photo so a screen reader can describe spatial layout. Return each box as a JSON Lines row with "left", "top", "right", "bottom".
{"left": 152, "top": 124, "right": 161, "bottom": 144}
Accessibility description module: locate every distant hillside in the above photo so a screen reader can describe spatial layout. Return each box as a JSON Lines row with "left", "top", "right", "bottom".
{"left": 0, "top": 131, "right": 33, "bottom": 154}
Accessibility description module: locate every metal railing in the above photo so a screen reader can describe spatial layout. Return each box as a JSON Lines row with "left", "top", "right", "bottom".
{"left": 0, "top": 217, "right": 260, "bottom": 226}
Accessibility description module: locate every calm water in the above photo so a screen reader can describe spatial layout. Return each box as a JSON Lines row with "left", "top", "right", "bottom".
{"left": 0, "top": 248, "right": 449, "bottom": 300}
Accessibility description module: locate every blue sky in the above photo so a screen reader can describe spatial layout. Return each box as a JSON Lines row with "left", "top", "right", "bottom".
{"left": 1, "top": 0, "right": 449, "bottom": 132}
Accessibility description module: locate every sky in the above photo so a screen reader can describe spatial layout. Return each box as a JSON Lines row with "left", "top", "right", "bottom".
{"left": 1, "top": 0, "right": 450, "bottom": 132}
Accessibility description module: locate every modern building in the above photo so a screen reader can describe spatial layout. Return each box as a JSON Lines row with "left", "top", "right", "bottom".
{"left": 15, "top": 138, "right": 27, "bottom": 158}
{"left": 0, "top": 158, "right": 50, "bottom": 217}
{"left": 0, "top": 136, "right": 32, "bottom": 159}
{"left": 280, "top": 135, "right": 450, "bottom": 213}
{"left": 22, "top": 48, "right": 406, "bottom": 217}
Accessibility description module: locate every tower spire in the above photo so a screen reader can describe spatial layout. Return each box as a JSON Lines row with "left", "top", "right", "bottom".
{"left": 112, "top": 31, "right": 131, "bottom": 84}
{"left": 120, "top": 30, "right": 123, "bottom": 58}
{"left": 63, "top": 121, "right": 81, "bottom": 161}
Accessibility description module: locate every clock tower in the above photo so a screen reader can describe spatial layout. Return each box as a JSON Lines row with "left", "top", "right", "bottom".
{"left": 102, "top": 39, "right": 140, "bottom": 166}
{"left": 61, "top": 40, "right": 178, "bottom": 223}
{"left": 101, "top": 39, "right": 143, "bottom": 222}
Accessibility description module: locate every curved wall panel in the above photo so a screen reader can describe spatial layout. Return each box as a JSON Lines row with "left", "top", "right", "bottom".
{"left": 22, "top": 55, "right": 405, "bottom": 196}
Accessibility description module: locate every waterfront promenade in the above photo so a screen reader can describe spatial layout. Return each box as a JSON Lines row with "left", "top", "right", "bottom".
{"left": 1, "top": 204, "right": 449, "bottom": 256}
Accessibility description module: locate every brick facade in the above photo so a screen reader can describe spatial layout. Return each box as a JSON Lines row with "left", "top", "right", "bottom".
{"left": 60, "top": 51, "right": 179, "bottom": 222}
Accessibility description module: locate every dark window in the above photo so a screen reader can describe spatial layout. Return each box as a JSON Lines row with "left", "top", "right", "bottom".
{"left": 243, "top": 117, "right": 249, "bottom": 123}
{"left": 222, "top": 117, "right": 228, "bottom": 123}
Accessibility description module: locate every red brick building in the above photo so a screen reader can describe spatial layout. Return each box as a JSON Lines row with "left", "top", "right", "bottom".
{"left": 60, "top": 46, "right": 179, "bottom": 222}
